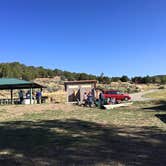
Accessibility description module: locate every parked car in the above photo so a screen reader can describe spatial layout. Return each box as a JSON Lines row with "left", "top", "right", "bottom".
{"left": 103, "top": 90, "right": 131, "bottom": 101}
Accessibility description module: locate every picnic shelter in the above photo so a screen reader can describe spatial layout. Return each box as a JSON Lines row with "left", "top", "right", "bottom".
{"left": 0, "top": 78, "right": 45, "bottom": 104}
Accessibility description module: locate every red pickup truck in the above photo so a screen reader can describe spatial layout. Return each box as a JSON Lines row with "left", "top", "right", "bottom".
{"left": 103, "top": 90, "right": 131, "bottom": 101}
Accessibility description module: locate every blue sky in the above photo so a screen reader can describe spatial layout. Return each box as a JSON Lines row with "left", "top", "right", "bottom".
{"left": 0, "top": 0, "right": 166, "bottom": 77}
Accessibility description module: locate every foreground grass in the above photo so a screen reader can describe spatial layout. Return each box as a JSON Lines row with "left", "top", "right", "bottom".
{"left": 0, "top": 103, "right": 165, "bottom": 166}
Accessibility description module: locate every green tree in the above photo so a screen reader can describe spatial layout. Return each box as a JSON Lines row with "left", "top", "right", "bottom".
{"left": 120, "top": 75, "right": 130, "bottom": 82}
{"left": 111, "top": 77, "right": 121, "bottom": 82}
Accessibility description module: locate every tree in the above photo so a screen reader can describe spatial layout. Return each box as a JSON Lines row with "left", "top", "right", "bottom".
{"left": 111, "top": 77, "right": 121, "bottom": 82}
{"left": 102, "top": 76, "right": 111, "bottom": 84}
{"left": 78, "top": 73, "right": 90, "bottom": 80}
{"left": 98, "top": 73, "right": 111, "bottom": 84}
{"left": 161, "top": 76, "right": 166, "bottom": 84}
{"left": 131, "top": 76, "right": 143, "bottom": 83}
{"left": 120, "top": 75, "right": 130, "bottom": 82}
{"left": 54, "top": 69, "right": 63, "bottom": 76}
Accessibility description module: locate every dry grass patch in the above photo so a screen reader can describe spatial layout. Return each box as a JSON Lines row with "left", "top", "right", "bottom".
{"left": 144, "top": 89, "right": 166, "bottom": 100}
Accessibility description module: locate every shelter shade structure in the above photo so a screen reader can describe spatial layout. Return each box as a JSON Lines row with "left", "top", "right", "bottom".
{"left": 64, "top": 80, "right": 97, "bottom": 103}
{"left": 0, "top": 78, "right": 45, "bottom": 104}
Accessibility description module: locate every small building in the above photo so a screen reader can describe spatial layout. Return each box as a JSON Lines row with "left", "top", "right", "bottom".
{"left": 64, "top": 80, "right": 97, "bottom": 103}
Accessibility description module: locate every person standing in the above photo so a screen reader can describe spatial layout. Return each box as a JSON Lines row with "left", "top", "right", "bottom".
{"left": 99, "top": 91, "right": 105, "bottom": 108}
{"left": 83, "top": 92, "right": 88, "bottom": 106}
{"left": 36, "top": 91, "right": 42, "bottom": 104}
{"left": 87, "top": 91, "right": 93, "bottom": 107}
{"left": 18, "top": 90, "right": 24, "bottom": 104}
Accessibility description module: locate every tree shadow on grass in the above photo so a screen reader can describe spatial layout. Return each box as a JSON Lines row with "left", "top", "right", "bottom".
{"left": 143, "top": 100, "right": 166, "bottom": 112}
{"left": 155, "top": 114, "right": 166, "bottom": 123}
{"left": 0, "top": 119, "right": 166, "bottom": 166}
{"left": 143, "top": 100, "right": 166, "bottom": 124}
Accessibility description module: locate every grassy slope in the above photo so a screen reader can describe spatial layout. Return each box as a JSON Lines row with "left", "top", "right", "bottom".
{"left": 144, "top": 89, "right": 166, "bottom": 100}
{"left": 0, "top": 103, "right": 165, "bottom": 165}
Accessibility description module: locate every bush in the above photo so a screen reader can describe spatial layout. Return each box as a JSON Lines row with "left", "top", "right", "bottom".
{"left": 127, "top": 88, "right": 131, "bottom": 93}
{"left": 159, "top": 86, "right": 165, "bottom": 89}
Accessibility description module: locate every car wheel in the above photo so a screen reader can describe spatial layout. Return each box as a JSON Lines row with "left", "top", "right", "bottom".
{"left": 124, "top": 97, "right": 128, "bottom": 101}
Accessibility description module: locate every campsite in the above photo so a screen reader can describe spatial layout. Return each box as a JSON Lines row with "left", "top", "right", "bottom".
{"left": 1, "top": 0, "right": 166, "bottom": 165}
{"left": 0, "top": 75, "right": 165, "bottom": 166}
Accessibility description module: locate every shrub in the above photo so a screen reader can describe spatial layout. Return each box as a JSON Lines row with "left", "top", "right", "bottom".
{"left": 159, "top": 86, "right": 165, "bottom": 89}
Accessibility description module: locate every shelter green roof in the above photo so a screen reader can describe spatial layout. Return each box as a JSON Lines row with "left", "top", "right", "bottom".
{"left": 0, "top": 78, "right": 45, "bottom": 90}
{"left": 0, "top": 78, "right": 31, "bottom": 85}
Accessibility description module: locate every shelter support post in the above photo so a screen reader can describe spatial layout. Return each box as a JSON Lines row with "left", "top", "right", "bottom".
{"left": 66, "top": 87, "right": 69, "bottom": 103}
{"left": 10, "top": 89, "right": 13, "bottom": 104}
{"left": 30, "top": 88, "right": 32, "bottom": 104}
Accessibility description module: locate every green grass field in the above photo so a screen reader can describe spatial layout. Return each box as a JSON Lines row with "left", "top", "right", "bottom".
{"left": 0, "top": 102, "right": 165, "bottom": 166}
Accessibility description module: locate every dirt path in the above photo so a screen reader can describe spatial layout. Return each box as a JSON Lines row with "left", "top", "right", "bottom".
{"left": 130, "top": 89, "right": 160, "bottom": 101}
